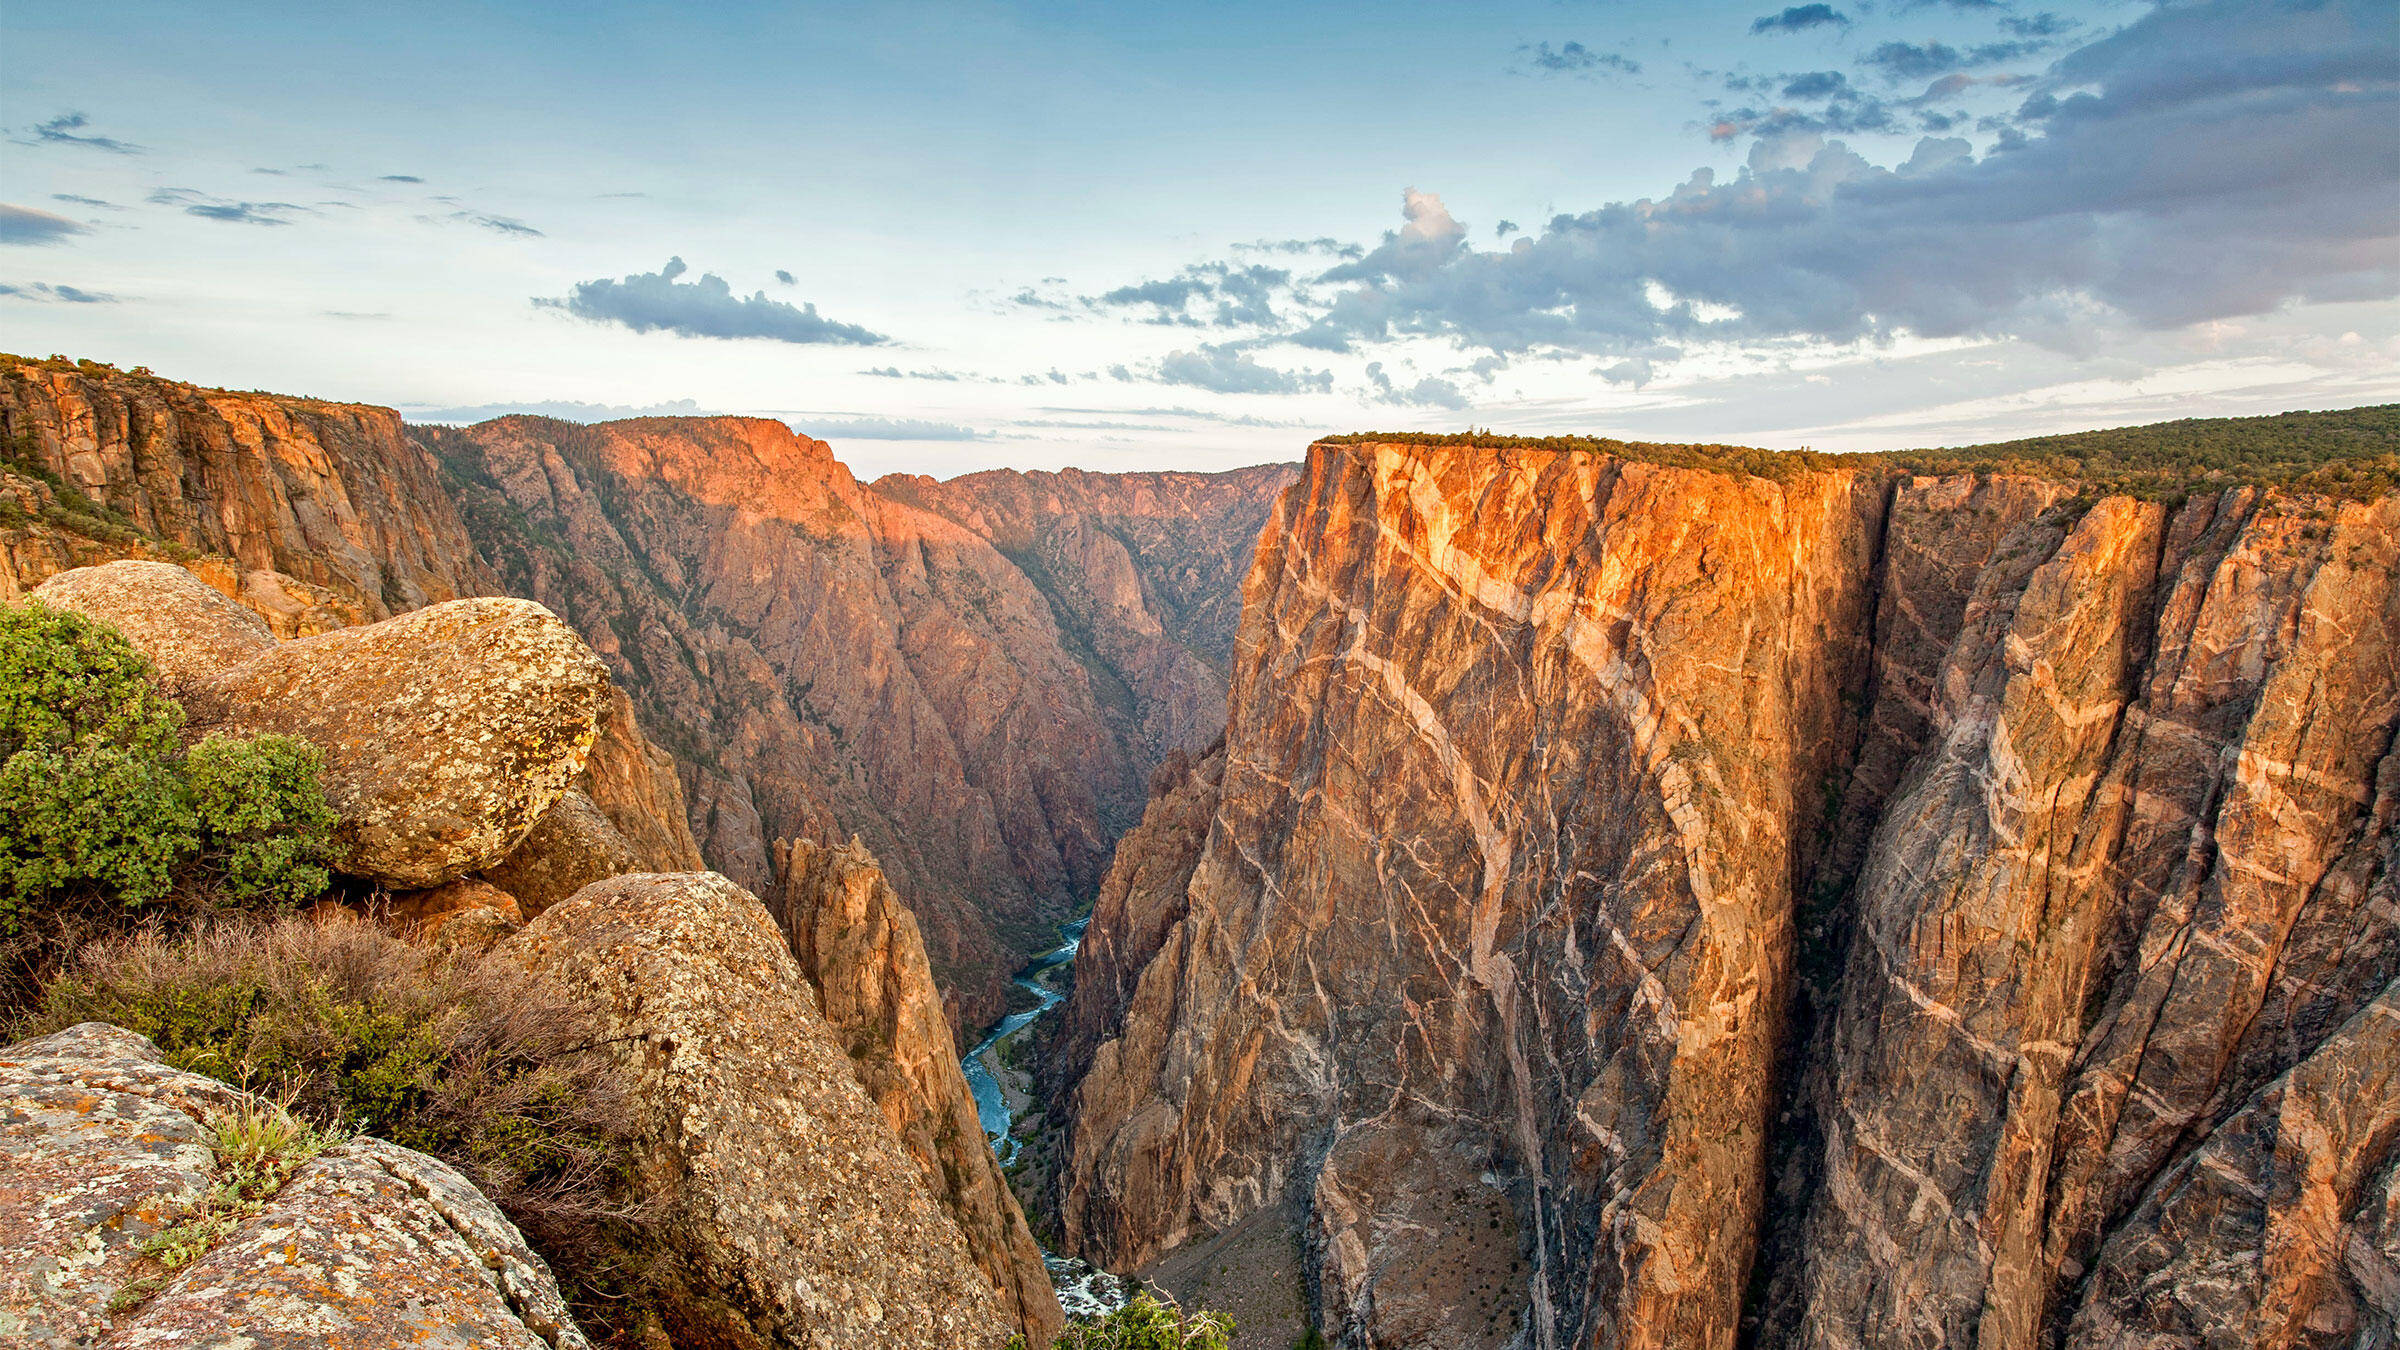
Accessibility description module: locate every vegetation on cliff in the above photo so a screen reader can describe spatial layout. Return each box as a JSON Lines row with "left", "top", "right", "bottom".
{"left": 1323, "top": 402, "right": 2400, "bottom": 500}
{"left": 0, "top": 601, "right": 336, "bottom": 928}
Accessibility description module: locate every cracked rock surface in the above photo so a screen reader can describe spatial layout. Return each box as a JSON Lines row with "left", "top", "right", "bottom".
{"left": 0, "top": 1021, "right": 588, "bottom": 1349}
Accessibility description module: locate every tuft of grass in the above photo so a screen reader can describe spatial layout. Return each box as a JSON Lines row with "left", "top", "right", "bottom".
{"left": 108, "top": 1086, "right": 344, "bottom": 1314}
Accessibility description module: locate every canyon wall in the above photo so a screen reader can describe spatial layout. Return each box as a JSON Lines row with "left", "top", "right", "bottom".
{"left": 1057, "top": 439, "right": 2400, "bottom": 1348}
{"left": 0, "top": 358, "right": 1293, "bottom": 1029}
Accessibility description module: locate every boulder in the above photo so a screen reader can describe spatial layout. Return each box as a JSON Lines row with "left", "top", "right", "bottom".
{"left": 482, "top": 791, "right": 643, "bottom": 917}
{"left": 499, "top": 872, "right": 1009, "bottom": 1350}
{"left": 0, "top": 1021, "right": 588, "bottom": 1349}
{"left": 387, "top": 877, "right": 525, "bottom": 945}
{"left": 29, "top": 563, "right": 613, "bottom": 889}
{"left": 30, "top": 560, "right": 273, "bottom": 698}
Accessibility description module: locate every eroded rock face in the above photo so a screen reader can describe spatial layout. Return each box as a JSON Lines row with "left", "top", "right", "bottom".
{"left": 1055, "top": 441, "right": 2400, "bottom": 1349}
{"left": 0, "top": 1021, "right": 586, "bottom": 1349}
{"left": 499, "top": 871, "right": 1010, "bottom": 1350}
{"left": 769, "top": 838, "right": 1064, "bottom": 1347}
{"left": 482, "top": 791, "right": 645, "bottom": 916}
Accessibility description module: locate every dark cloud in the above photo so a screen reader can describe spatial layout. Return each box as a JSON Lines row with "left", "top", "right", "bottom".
{"left": 774, "top": 269, "right": 796, "bottom": 285}
{"left": 1091, "top": 261, "right": 1293, "bottom": 327}
{"left": 381, "top": 174, "right": 426, "bottom": 183}
{"left": 1520, "top": 41, "right": 1642, "bottom": 77}
{"left": 0, "top": 204, "right": 91, "bottom": 245}
{"left": 430, "top": 209, "right": 542, "bottom": 237}
{"left": 148, "top": 188, "right": 308, "bottom": 226}
{"left": 1260, "top": 0, "right": 2398, "bottom": 362}
{"left": 538, "top": 258, "right": 888, "bottom": 345}
{"left": 2001, "top": 13, "right": 2077, "bottom": 38}
{"left": 1496, "top": 220, "right": 1520, "bottom": 237}
{"left": 22, "top": 113, "right": 141, "bottom": 154}
{"left": 51, "top": 194, "right": 121, "bottom": 210}
{"left": 1750, "top": 6, "right": 1849, "bottom": 35}
{"left": 1133, "top": 344, "right": 1333, "bottom": 395}
{"left": 0, "top": 281, "right": 117, "bottom": 303}
{"left": 1780, "top": 70, "right": 1855, "bottom": 100}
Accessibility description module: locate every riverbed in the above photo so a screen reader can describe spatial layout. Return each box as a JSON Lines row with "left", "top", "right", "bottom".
{"left": 961, "top": 917, "right": 1083, "bottom": 1163}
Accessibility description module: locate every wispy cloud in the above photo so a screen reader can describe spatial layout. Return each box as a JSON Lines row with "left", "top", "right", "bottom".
{"left": 1518, "top": 41, "right": 1642, "bottom": 78}
{"left": 1118, "top": 343, "right": 1333, "bottom": 395}
{"left": 0, "top": 204, "right": 92, "bottom": 245}
{"left": 148, "top": 188, "right": 309, "bottom": 226}
{"left": 0, "top": 281, "right": 118, "bottom": 303}
{"left": 427, "top": 209, "right": 543, "bottom": 237}
{"left": 791, "top": 416, "right": 988, "bottom": 441}
{"left": 20, "top": 112, "right": 142, "bottom": 154}
{"left": 537, "top": 257, "right": 889, "bottom": 345}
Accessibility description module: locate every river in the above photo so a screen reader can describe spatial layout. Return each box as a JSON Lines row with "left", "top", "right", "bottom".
{"left": 958, "top": 916, "right": 1134, "bottom": 1318}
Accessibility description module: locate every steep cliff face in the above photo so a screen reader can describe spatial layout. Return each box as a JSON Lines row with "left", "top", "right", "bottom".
{"left": 1057, "top": 438, "right": 2400, "bottom": 1349}
{"left": 769, "top": 838, "right": 1065, "bottom": 1347}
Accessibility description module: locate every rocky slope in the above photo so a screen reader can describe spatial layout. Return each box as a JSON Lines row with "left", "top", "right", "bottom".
{"left": 771, "top": 838, "right": 1065, "bottom": 1346}
{"left": 1055, "top": 437, "right": 2400, "bottom": 1348}
{"left": 1, "top": 357, "right": 1293, "bottom": 1029}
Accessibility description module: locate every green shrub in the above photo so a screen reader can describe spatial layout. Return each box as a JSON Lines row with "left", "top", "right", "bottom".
{"left": 1010, "top": 1292, "right": 1237, "bottom": 1350}
{"left": 185, "top": 733, "right": 338, "bottom": 908}
{"left": 0, "top": 601, "right": 339, "bottom": 929}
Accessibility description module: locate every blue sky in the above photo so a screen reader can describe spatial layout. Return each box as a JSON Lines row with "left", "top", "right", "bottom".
{"left": 4, "top": 0, "right": 2394, "bottom": 476}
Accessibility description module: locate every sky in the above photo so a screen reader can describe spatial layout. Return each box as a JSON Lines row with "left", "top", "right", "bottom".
{"left": 3, "top": 0, "right": 2394, "bottom": 478}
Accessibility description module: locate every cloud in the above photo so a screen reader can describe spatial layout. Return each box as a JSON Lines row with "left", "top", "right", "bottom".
{"left": 1780, "top": 70, "right": 1855, "bottom": 100}
{"left": 537, "top": 257, "right": 889, "bottom": 345}
{"left": 775, "top": 269, "right": 796, "bottom": 284}
{"left": 50, "top": 194, "right": 121, "bottom": 210}
{"left": 148, "top": 188, "right": 308, "bottom": 226}
{"left": 1252, "top": 0, "right": 2399, "bottom": 364}
{"left": 1138, "top": 343, "right": 1333, "bottom": 395}
{"left": 1750, "top": 6, "right": 1849, "bottom": 35}
{"left": 380, "top": 174, "right": 425, "bottom": 183}
{"left": 1090, "top": 261, "right": 1293, "bottom": 327}
{"left": 21, "top": 112, "right": 141, "bottom": 154}
{"left": 429, "top": 209, "right": 542, "bottom": 237}
{"left": 1520, "top": 41, "right": 1642, "bottom": 77}
{"left": 0, "top": 204, "right": 91, "bottom": 245}
{"left": 861, "top": 366, "right": 968, "bottom": 381}
{"left": 0, "top": 281, "right": 118, "bottom": 303}
{"left": 2001, "top": 13, "right": 2077, "bottom": 39}
{"left": 1859, "top": 39, "right": 2048, "bottom": 82}
{"left": 1232, "top": 237, "right": 1367, "bottom": 259}
{"left": 1364, "top": 362, "right": 1472, "bottom": 409}
{"left": 795, "top": 416, "right": 987, "bottom": 441}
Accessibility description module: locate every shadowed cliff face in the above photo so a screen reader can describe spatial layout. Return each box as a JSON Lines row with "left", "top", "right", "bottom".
{"left": 419, "top": 416, "right": 1294, "bottom": 1028}
{"left": 1057, "top": 440, "right": 2400, "bottom": 1349}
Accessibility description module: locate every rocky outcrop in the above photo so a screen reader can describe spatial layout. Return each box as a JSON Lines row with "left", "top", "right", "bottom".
{"left": 499, "top": 871, "right": 1010, "bottom": 1350}
{"left": 482, "top": 791, "right": 647, "bottom": 915}
{"left": 0, "top": 1021, "right": 586, "bottom": 1349}
{"left": 1055, "top": 439, "right": 2400, "bottom": 1349}
{"left": 769, "top": 838, "right": 1064, "bottom": 1347}
{"left": 32, "top": 561, "right": 611, "bottom": 889}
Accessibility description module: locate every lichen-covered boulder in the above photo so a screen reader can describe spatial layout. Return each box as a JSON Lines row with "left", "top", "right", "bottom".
{"left": 482, "top": 791, "right": 644, "bottom": 917}
{"left": 0, "top": 1021, "right": 588, "bottom": 1349}
{"left": 30, "top": 560, "right": 274, "bottom": 698}
{"left": 499, "top": 872, "right": 1010, "bottom": 1350}
{"left": 191, "top": 596, "right": 610, "bottom": 888}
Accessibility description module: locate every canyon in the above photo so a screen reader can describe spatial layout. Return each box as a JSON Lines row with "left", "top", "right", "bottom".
{"left": 0, "top": 356, "right": 1293, "bottom": 1030}
{"left": 1053, "top": 431, "right": 2400, "bottom": 1348}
